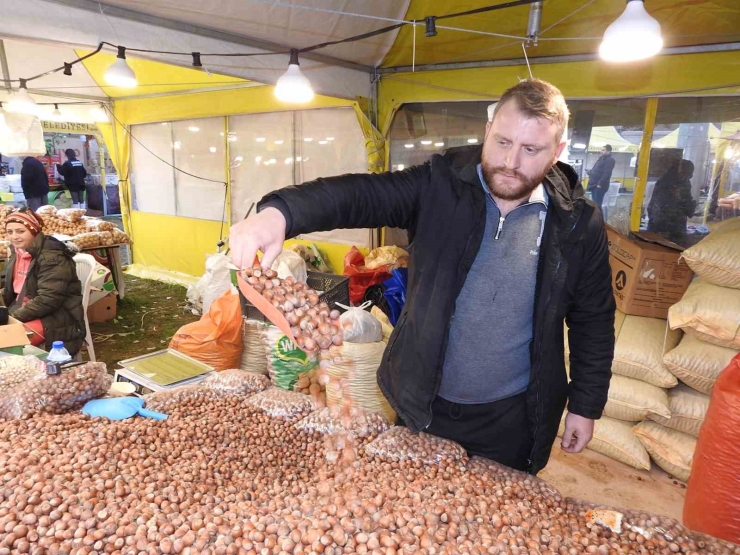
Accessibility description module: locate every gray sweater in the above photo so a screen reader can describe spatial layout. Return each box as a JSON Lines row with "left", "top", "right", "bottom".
{"left": 438, "top": 164, "right": 548, "bottom": 404}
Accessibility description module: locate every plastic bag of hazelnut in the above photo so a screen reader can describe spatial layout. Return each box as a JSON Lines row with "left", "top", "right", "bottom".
{"left": 294, "top": 406, "right": 391, "bottom": 441}
{"left": 246, "top": 387, "right": 318, "bottom": 421}
{"left": 0, "top": 362, "right": 111, "bottom": 419}
{"left": 144, "top": 385, "right": 217, "bottom": 413}
{"left": 364, "top": 426, "right": 468, "bottom": 465}
{"left": 201, "top": 369, "right": 270, "bottom": 397}
{"left": 0, "top": 356, "right": 46, "bottom": 394}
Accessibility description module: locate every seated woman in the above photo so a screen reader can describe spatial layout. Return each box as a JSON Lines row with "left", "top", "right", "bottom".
{"left": 2, "top": 209, "right": 86, "bottom": 355}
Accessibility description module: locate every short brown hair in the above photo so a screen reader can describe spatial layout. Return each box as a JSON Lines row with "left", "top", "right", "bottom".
{"left": 493, "top": 79, "right": 569, "bottom": 144}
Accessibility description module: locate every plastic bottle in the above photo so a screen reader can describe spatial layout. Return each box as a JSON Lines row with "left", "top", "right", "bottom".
{"left": 47, "top": 341, "right": 72, "bottom": 363}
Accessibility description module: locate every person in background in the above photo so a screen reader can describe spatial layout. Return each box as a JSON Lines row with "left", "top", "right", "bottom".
{"left": 587, "top": 144, "right": 615, "bottom": 210}
{"left": 2, "top": 208, "right": 85, "bottom": 354}
{"left": 56, "top": 149, "right": 88, "bottom": 210}
{"left": 20, "top": 156, "right": 50, "bottom": 211}
{"left": 648, "top": 159, "right": 697, "bottom": 241}
{"left": 230, "top": 79, "right": 616, "bottom": 475}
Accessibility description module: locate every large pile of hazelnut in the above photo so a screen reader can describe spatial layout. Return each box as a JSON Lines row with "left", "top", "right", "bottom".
{"left": 0, "top": 390, "right": 736, "bottom": 555}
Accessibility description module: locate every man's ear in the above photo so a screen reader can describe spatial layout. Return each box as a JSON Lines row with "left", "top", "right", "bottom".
{"left": 553, "top": 141, "right": 566, "bottom": 164}
{"left": 485, "top": 121, "right": 492, "bottom": 136}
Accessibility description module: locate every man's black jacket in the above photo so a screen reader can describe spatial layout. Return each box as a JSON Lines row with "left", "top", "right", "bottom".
{"left": 259, "top": 151, "right": 615, "bottom": 474}
{"left": 20, "top": 157, "right": 49, "bottom": 198}
{"left": 587, "top": 154, "right": 616, "bottom": 191}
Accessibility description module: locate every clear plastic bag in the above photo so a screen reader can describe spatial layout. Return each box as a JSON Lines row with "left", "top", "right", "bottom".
{"left": 35, "top": 205, "right": 57, "bottom": 217}
{"left": 338, "top": 302, "right": 382, "bottom": 343}
{"left": 0, "top": 240, "right": 9, "bottom": 260}
{"left": 293, "top": 367, "right": 325, "bottom": 403}
{"left": 71, "top": 232, "right": 103, "bottom": 249}
{"left": 144, "top": 385, "right": 216, "bottom": 412}
{"left": 246, "top": 387, "right": 317, "bottom": 421}
{"left": 83, "top": 217, "right": 115, "bottom": 231}
{"left": 201, "top": 369, "right": 270, "bottom": 397}
{"left": 0, "top": 356, "right": 46, "bottom": 394}
{"left": 364, "top": 426, "right": 468, "bottom": 465}
{"left": 57, "top": 208, "right": 86, "bottom": 222}
{"left": 0, "top": 362, "right": 111, "bottom": 419}
{"left": 468, "top": 456, "right": 562, "bottom": 501}
{"left": 110, "top": 228, "right": 131, "bottom": 245}
{"left": 295, "top": 406, "right": 391, "bottom": 440}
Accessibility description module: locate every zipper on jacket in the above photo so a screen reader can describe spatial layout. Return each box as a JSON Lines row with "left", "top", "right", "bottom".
{"left": 494, "top": 216, "right": 505, "bottom": 240}
{"left": 527, "top": 214, "right": 581, "bottom": 471}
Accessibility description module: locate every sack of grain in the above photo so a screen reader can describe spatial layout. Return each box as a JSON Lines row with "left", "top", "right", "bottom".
{"left": 649, "top": 383, "right": 709, "bottom": 437}
{"left": 663, "top": 333, "right": 737, "bottom": 394}
{"left": 612, "top": 311, "right": 679, "bottom": 387}
{"left": 604, "top": 375, "right": 670, "bottom": 422}
{"left": 325, "top": 341, "right": 396, "bottom": 423}
{"left": 633, "top": 421, "right": 696, "bottom": 482}
{"left": 260, "top": 326, "right": 318, "bottom": 391}
{"left": 681, "top": 225, "right": 740, "bottom": 289}
{"left": 668, "top": 279, "right": 740, "bottom": 350}
{"left": 558, "top": 415, "right": 650, "bottom": 471}
{"left": 240, "top": 319, "right": 269, "bottom": 375}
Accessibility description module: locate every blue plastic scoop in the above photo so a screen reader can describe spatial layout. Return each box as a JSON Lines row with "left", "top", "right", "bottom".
{"left": 82, "top": 396, "right": 167, "bottom": 421}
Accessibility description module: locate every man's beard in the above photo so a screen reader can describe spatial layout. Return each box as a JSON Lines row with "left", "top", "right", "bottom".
{"left": 481, "top": 159, "right": 551, "bottom": 202}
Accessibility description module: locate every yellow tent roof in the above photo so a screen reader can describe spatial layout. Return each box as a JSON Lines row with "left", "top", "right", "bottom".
{"left": 382, "top": 0, "right": 740, "bottom": 68}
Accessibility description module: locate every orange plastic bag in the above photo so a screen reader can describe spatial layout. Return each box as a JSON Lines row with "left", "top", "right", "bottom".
{"left": 684, "top": 354, "right": 740, "bottom": 544}
{"left": 343, "top": 247, "right": 392, "bottom": 304}
{"left": 170, "top": 291, "right": 243, "bottom": 371}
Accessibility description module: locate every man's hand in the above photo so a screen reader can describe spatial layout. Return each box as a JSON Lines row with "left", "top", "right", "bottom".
{"left": 561, "top": 412, "right": 594, "bottom": 454}
{"left": 229, "top": 207, "right": 287, "bottom": 270}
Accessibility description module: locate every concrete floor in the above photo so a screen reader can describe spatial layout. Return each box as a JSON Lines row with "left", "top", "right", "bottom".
{"left": 540, "top": 445, "right": 687, "bottom": 522}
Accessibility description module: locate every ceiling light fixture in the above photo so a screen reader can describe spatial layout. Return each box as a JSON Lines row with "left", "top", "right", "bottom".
{"left": 7, "top": 80, "right": 37, "bottom": 115}
{"left": 63, "top": 63, "right": 73, "bottom": 76}
{"left": 304, "top": 137, "right": 313, "bottom": 142}
{"left": 189, "top": 126, "right": 200, "bottom": 132}
{"left": 467, "top": 138, "right": 478, "bottom": 144}
{"left": 425, "top": 16, "right": 437, "bottom": 38}
{"left": 404, "top": 144, "right": 414, "bottom": 149}
{"left": 255, "top": 156, "right": 262, "bottom": 163}
{"left": 526, "top": 2, "right": 543, "bottom": 46}
{"left": 209, "top": 147, "right": 217, "bottom": 153}
{"left": 599, "top": 0, "right": 663, "bottom": 62}
{"left": 434, "top": 142, "right": 445, "bottom": 147}
{"left": 256, "top": 137, "right": 266, "bottom": 142}
{"left": 420, "top": 140, "right": 432, "bottom": 145}
{"left": 104, "top": 46, "right": 138, "bottom": 88}
{"left": 274, "top": 49, "right": 314, "bottom": 104}
{"left": 52, "top": 104, "right": 62, "bottom": 119}
{"left": 326, "top": 137, "right": 335, "bottom": 141}
{"left": 397, "top": 164, "right": 405, "bottom": 170}
{"left": 318, "top": 140, "right": 328, "bottom": 145}
{"left": 274, "top": 140, "right": 284, "bottom": 145}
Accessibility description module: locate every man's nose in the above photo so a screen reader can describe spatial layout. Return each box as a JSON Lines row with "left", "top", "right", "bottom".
{"left": 505, "top": 149, "right": 521, "bottom": 170}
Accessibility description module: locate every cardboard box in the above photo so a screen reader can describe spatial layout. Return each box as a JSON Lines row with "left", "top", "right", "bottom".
{"left": 88, "top": 293, "right": 117, "bottom": 323}
{"left": 0, "top": 316, "right": 31, "bottom": 355}
{"left": 89, "top": 262, "right": 117, "bottom": 305}
{"left": 606, "top": 226, "right": 693, "bottom": 319}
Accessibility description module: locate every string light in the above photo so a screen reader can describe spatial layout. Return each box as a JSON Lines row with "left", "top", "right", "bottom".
{"left": 600, "top": 0, "right": 663, "bottom": 62}
{"left": 6, "top": 80, "right": 37, "bottom": 115}
{"left": 274, "top": 50, "right": 314, "bottom": 104}
{"left": 104, "top": 46, "right": 138, "bottom": 88}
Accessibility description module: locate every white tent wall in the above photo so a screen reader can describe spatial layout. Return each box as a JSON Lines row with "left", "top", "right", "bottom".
{"left": 2, "top": 0, "right": 374, "bottom": 100}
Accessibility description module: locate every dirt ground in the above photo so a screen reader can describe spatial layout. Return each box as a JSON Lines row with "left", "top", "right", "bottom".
{"left": 88, "top": 275, "right": 199, "bottom": 369}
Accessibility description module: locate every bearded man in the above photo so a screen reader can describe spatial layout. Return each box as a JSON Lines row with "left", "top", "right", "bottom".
{"left": 230, "top": 79, "right": 616, "bottom": 474}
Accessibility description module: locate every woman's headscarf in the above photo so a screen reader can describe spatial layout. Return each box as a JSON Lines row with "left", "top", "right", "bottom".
{"left": 5, "top": 209, "right": 44, "bottom": 236}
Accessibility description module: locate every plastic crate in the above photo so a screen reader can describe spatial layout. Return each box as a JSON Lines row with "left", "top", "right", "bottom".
{"left": 239, "top": 271, "right": 350, "bottom": 322}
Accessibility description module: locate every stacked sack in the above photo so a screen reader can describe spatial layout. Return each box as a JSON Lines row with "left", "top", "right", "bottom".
{"left": 563, "top": 311, "right": 681, "bottom": 474}
{"left": 325, "top": 304, "right": 396, "bottom": 423}
{"left": 651, "top": 219, "right": 740, "bottom": 481}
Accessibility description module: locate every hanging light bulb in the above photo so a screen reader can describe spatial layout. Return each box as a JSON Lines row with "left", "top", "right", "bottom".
{"left": 52, "top": 104, "right": 62, "bottom": 119}
{"left": 104, "top": 46, "right": 138, "bottom": 88}
{"left": 7, "top": 80, "right": 38, "bottom": 115}
{"left": 599, "top": 0, "right": 663, "bottom": 62}
{"left": 274, "top": 49, "right": 314, "bottom": 104}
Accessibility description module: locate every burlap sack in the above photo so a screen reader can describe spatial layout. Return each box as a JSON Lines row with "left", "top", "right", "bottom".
{"left": 681, "top": 224, "right": 740, "bottom": 289}
{"left": 663, "top": 333, "right": 737, "bottom": 394}
{"left": 649, "top": 383, "right": 709, "bottom": 437}
{"left": 604, "top": 374, "right": 670, "bottom": 422}
{"left": 613, "top": 311, "right": 679, "bottom": 387}
{"left": 325, "top": 342, "right": 396, "bottom": 423}
{"left": 240, "top": 319, "right": 269, "bottom": 375}
{"left": 633, "top": 421, "right": 696, "bottom": 482}
{"left": 558, "top": 415, "right": 650, "bottom": 471}
{"left": 669, "top": 279, "right": 740, "bottom": 350}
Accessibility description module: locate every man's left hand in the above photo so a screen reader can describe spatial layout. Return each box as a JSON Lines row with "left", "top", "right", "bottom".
{"left": 561, "top": 412, "right": 594, "bottom": 453}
